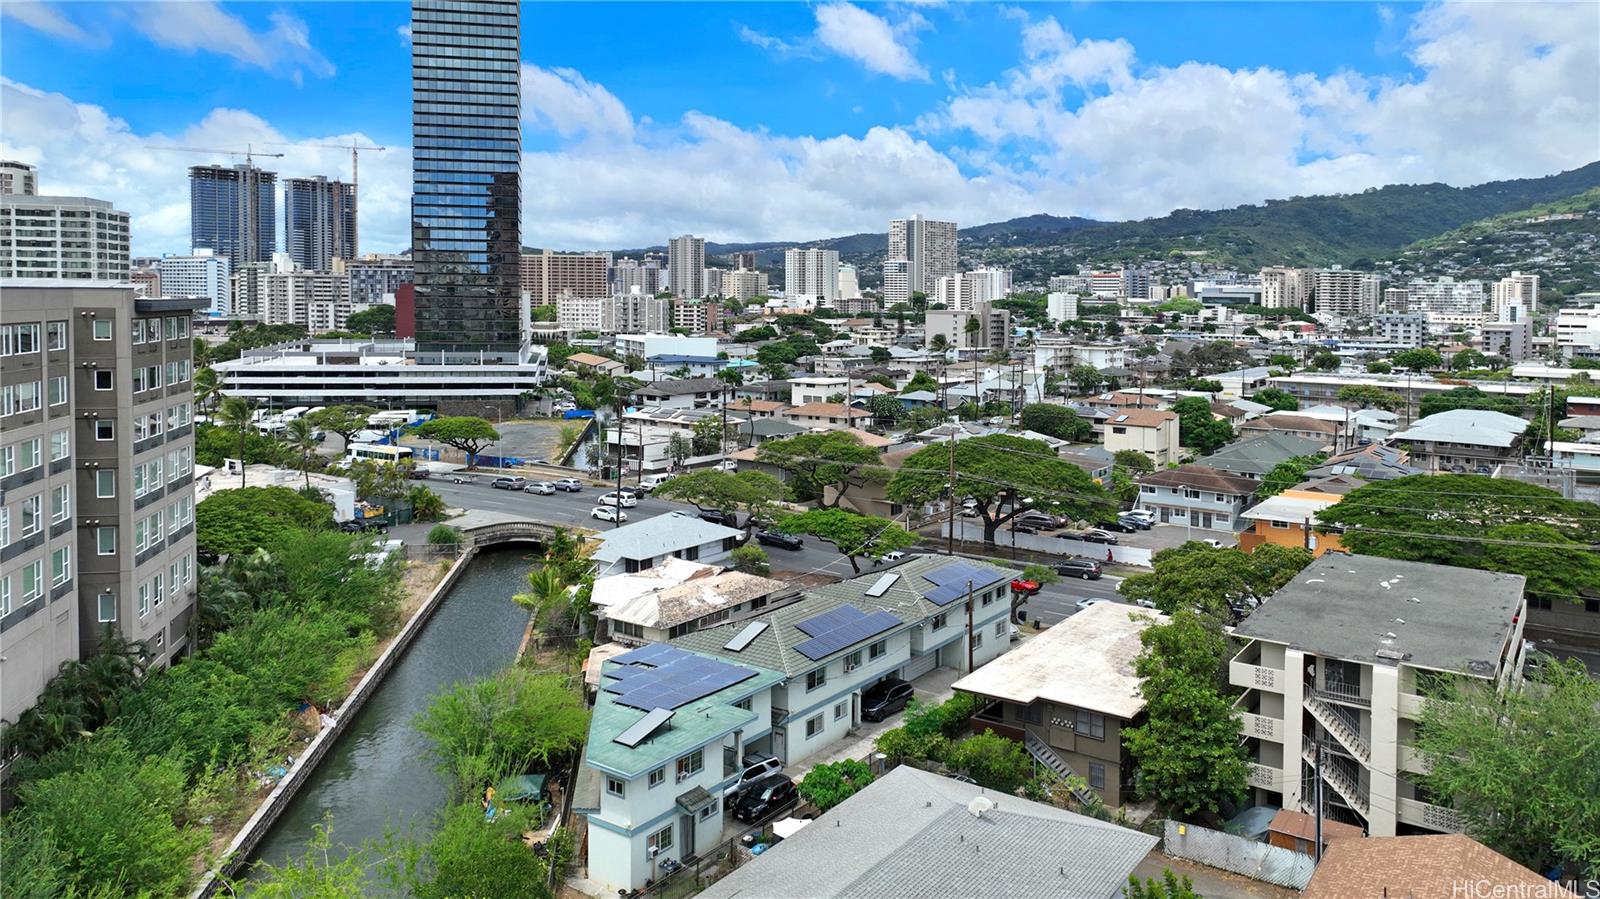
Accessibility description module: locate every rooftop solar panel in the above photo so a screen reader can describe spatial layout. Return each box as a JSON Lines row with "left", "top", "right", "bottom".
{"left": 606, "top": 647, "right": 762, "bottom": 712}
{"left": 864, "top": 573, "right": 900, "bottom": 597}
{"left": 921, "top": 581, "right": 970, "bottom": 606}
{"left": 923, "top": 561, "right": 1004, "bottom": 592}
{"left": 792, "top": 607, "right": 902, "bottom": 661}
{"left": 614, "top": 708, "right": 675, "bottom": 748}
{"left": 614, "top": 643, "right": 682, "bottom": 666}
{"left": 796, "top": 606, "right": 858, "bottom": 637}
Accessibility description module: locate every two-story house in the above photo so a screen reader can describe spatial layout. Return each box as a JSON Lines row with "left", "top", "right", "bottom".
{"left": 1135, "top": 464, "right": 1259, "bottom": 531}
{"left": 1236, "top": 413, "right": 1339, "bottom": 449}
{"left": 1232, "top": 554, "right": 1527, "bottom": 837}
{"left": 1384, "top": 408, "right": 1528, "bottom": 473}
{"left": 1192, "top": 433, "right": 1325, "bottom": 481}
{"left": 592, "top": 512, "right": 745, "bottom": 575}
{"left": 631, "top": 377, "right": 726, "bottom": 410}
{"left": 787, "top": 376, "right": 849, "bottom": 406}
{"left": 953, "top": 601, "right": 1164, "bottom": 806}
{"left": 1101, "top": 409, "right": 1181, "bottom": 467}
{"left": 780, "top": 402, "right": 872, "bottom": 431}
{"left": 593, "top": 560, "right": 800, "bottom": 645}
{"left": 1237, "top": 478, "right": 1351, "bottom": 556}
{"left": 672, "top": 554, "right": 1017, "bottom": 766}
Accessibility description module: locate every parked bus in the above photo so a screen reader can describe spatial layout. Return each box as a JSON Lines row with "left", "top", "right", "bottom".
{"left": 346, "top": 442, "right": 414, "bottom": 466}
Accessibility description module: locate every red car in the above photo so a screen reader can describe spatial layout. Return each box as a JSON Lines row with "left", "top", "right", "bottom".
{"left": 1010, "top": 578, "right": 1041, "bottom": 596}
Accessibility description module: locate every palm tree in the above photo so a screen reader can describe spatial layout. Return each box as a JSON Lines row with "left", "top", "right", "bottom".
{"left": 193, "top": 366, "right": 221, "bottom": 415}
{"left": 216, "top": 396, "right": 255, "bottom": 487}
{"left": 514, "top": 566, "right": 570, "bottom": 632}
{"left": 282, "top": 417, "right": 319, "bottom": 490}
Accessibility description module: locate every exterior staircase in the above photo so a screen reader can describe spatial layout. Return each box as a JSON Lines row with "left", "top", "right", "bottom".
{"left": 1304, "top": 693, "right": 1370, "bottom": 764}
{"left": 1023, "top": 731, "right": 1100, "bottom": 809}
{"left": 1301, "top": 744, "right": 1369, "bottom": 817}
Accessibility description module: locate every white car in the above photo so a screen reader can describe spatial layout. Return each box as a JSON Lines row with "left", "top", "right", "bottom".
{"left": 591, "top": 506, "right": 628, "bottom": 523}
{"left": 882, "top": 551, "right": 908, "bottom": 563}
{"left": 1122, "top": 509, "right": 1157, "bottom": 525}
{"left": 524, "top": 481, "right": 557, "bottom": 495}
{"left": 598, "top": 491, "right": 638, "bottom": 508}
{"left": 1074, "top": 597, "right": 1112, "bottom": 612}
{"left": 715, "top": 460, "right": 739, "bottom": 473}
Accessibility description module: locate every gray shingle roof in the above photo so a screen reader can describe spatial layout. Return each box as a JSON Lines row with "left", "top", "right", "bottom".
{"left": 696, "top": 766, "right": 1156, "bottom": 899}
{"left": 1193, "top": 433, "right": 1327, "bottom": 476}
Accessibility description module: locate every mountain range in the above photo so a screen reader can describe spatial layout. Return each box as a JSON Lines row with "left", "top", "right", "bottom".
{"left": 571, "top": 160, "right": 1600, "bottom": 281}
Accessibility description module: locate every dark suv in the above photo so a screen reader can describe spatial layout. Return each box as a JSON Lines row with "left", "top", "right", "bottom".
{"left": 731, "top": 774, "right": 798, "bottom": 823}
{"left": 1055, "top": 558, "right": 1103, "bottom": 580}
{"left": 861, "top": 678, "right": 915, "bottom": 722}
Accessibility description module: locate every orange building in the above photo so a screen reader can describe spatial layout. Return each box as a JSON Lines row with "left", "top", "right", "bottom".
{"left": 1237, "top": 476, "right": 1357, "bottom": 556}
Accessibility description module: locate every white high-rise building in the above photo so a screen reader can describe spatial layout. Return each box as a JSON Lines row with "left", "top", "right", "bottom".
{"left": 1554, "top": 304, "right": 1600, "bottom": 362}
{"left": 881, "top": 259, "right": 912, "bottom": 307}
{"left": 783, "top": 247, "right": 840, "bottom": 304}
{"left": 611, "top": 257, "right": 662, "bottom": 296}
{"left": 1047, "top": 291, "right": 1079, "bottom": 323}
{"left": 0, "top": 194, "right": 131, "bottom": 281}
{"left": 836, "top": 263, "right": 860, "bottom": 299}
{"left": 1492, "top": 272, "right": 1539, "bottom": 319}
{"left": 230, "top": 258, "right": 353, "bottom": 331}
{"left": 1049, "top": 274, "right": 1090, "bottom": 294}
{"left": 935, "top": 269, "right": 1012, "bottom": 311}
{"left": 616, "top": 290, "right": 672, "bottom": 333}
{"left": 888, "top": 214, "right": 957, "bottom": 297}
{"left": 1088, "top": 270, "right": 1124, "bottom": 298}
{"left": 667, "top": 234, "right": 705, "bottom": 298}
{"left": 702, "top": 266, "right": 726, "bottom": 298}
{"left": 1309, "top": 269, "right": 1382, "bottom": 318}
{"left": 0, "top": 160, "right": 39, "bottom": 195}
{"left": 160, "top": 249, "right": 232, "bottom": 316}
{"left": 1260, "top": 267, "right": 1307, "bottom": 310}
{"left": 1383, "top": 288, "right": 1410, "bottom": 314}
{"left": 1408, "top": 277, "right": 1487, "bottom": 328}
{"left": 721, "top": 269, "right": 768, "bottom": 302}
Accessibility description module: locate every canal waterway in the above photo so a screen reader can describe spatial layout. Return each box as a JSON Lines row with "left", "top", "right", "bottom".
{"left": 247, "top": 545, "right": 536, "bottom": 873}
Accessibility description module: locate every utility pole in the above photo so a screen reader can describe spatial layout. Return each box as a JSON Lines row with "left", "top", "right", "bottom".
{"left": 1314, "top": 738, "right": 1325, "bottom": 863}
{"left": 965, "top": 580, "right": 975, "bottom": 672}
{"left": 614, "top": 394, "right": 625, "bottom": 529}
{"left": 946, "top": 428, "right": 958, "bottom": 556}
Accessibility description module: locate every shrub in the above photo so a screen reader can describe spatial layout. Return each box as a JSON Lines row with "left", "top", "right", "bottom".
{"left": 427, "top": 524, "right": 464, "bottom": 548}
{"left": 410, "top": 485, "right": 448, "bottom": 521}
{"left": 729, "top": 543, "right": 771, "bottom": 576}
{"left": 798, "top": 759, "right": 875, "bottom": 812}
{"left": 947, "top": 731, "right": 1032, "bottom": 794}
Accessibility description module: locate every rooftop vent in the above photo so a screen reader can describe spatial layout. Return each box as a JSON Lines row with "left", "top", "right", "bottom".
{"left": 966, "top": 796, "right": 994, "bottom": 819}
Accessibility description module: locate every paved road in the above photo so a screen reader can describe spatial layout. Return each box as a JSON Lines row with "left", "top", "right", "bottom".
{"left": 424, "top": 476, "right": 1130, "bottom": 622}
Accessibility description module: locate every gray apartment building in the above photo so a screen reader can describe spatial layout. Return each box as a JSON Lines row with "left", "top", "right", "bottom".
{"left": 1, "top": 282, "right": 203, "bottom": 724}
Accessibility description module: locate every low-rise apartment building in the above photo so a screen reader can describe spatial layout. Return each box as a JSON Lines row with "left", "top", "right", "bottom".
{"left": 1236, "top": 413, "right": 1339, "bottom": 449}
{"left": 1135, "top": 465, "right": 1259, "bottom": 531}
{"left": 953, "top": 601, "right": 1164, "bottom": 806}
{"left": 1385, "top": 408, "right": 1528, "bottom": 473}
{"left": 1232, "top": 555, "right": 1527, "bottom": 837}
{"left": 1101, "top": 409, "right": 1180, "bottom": 467}
{"left": 592, "top": 559, "right": 799, "bottom": 645}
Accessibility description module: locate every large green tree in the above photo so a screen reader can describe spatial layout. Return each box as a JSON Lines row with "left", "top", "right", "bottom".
{"left": 346, "top": 304, "right": 397, "bottom": 335}
{"left": 1318, "top": 475, "right": 1600, "bottom": 601}
{"left": 415, "top": 668, "right": 590, "bottom": 801}
{"left": 901, "top": 370, "right": 940, "bottom": 394}
{"left": 1251, "top": 387, "right": 1300, "bottom": 412}
{"left": 415, "top": 416, "right": 501, "bottom": 468}
{"left": 1123, "top": 611, "right": 1248, "bottom": 820}
{"left": 1258, "top": 453, "right": 1327, "bottom": 497}
{"left": 1336, "top": 384, "right": 1404, "bottom": 412}
{"left": 798, "top": 759, "right": 875, "bottom": 812}
{"left": 1391, "top": 347, "right": 1443, "bottom": 372}
{"left": 1415, "top": 658, "right": 1600, "bottom": 875}
{"left": 1417, "top": 386, "right": 1524, "bottom": 420}
{"left": 1019, "top": 403, "right": 1094, "bottom": 441}
{"left": 886, "top": 434, "right": 1112, "bottom": 545}
{"left": 654, "top": 469, "right": 785, "bottom": 527}
{"left": 1171, "top": 396, "right": 1232, "bottom": 455}
{"left": 1120, "top": 543, "right": 1312, "bottom": 619}
{"left": 756, "top": 431, "right": 887, "bottom": 507}
{"left": 308, "top": 404, "right": 378, "bottom": 448}
{"left": 774, "top": 508, "right": 917, "bottom": 573}
{"left": 196, "top": 485, "right": 334, "bottom": 556}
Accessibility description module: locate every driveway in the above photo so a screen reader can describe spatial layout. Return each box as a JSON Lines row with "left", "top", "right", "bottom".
{"left": 783, "top": 666, "right": 963, "bottom": 782}
{"left": 1117, "top": 523, "right": 1236, "bottom": 551}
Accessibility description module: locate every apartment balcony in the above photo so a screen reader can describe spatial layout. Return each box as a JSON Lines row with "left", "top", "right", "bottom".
{"left": 1230, "top": 660, "right": 1283, "bottom": 692}
{"left": 1239, "top": 711, "right": 1285, "bottom": 742}
{"left": 1247, "top": 762, "right": 1283, "bottom": 791}
{"left": 1397, "top": 691, "right": 1429, "bottom": 719}
{"left": 1308, "top": 678, "right": 1370, "bottom": 708}
{"left": 1398, "top": 797, "right": 1464, "bottom": 833}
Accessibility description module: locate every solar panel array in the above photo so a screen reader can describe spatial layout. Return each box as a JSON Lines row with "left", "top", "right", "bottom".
{"left": 793, "top": 604, "right": 901, "bottom": 661}
{"left": 614, "top": 707, "right": 675, "bottom": 748}
{"left": 723, "top": 621, "right": 768, "bottom": 652}
{"left": 920, "top": 561, "right": 1004, "bottom": 607}
{"left": 863, "top": 573, "right": 900, "bottom": 597}
{"left": 603, "top": 644, "right": 759, "bottom": 711}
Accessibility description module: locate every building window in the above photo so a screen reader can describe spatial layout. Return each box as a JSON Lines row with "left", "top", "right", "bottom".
{"left": 97, "top": 526, "right": 117, "bottom": 555}
{"left": 20, "top": 437, "right": 41, "bottom": 471}
{"left": 994, "top": 620, "right": 1006, "bottom": 637}
{"left": 842, "top": 650, "right": 862, "bottom": 673}
{"left": 49, "top": 429, "right": 68, "bottom": 461}
{"left": 96, "top": 469, "right": 116, "bottom": 497}
{"left": 0, "top": 445, "right": 13, "bottom": 477}
{"left": 47, "top": 321, "right": 67, "bottom": 351}
{"left": 51, "top": 546, "right": 71, "bottom": 586}
{"left": 676, "top": 749, "right": 704, "bottom": 781}
{"left": 605, "top": 777, "right": 625, "bottom": 798}
{"left": 805, "top": 714, "right": 824, "bottom": 738}
{"left": 0, "top": 508, "right": 8, "bottom": 546}
{"left": 869, "top": 639, "right": 886, "bottom": 660}
{"left": 733, "top": 696, "right": 752, "bottom": 711}
{"left": 698, "top": 798, "right": 718, "bottom": 821}
{"left": 972, "top": 630, "right": 984, "bottom": 650}
{"left": 1075, "top": 710, "right": 1106, "bottom": 740}
{"left": 19, "top": 495, "right": 42, "bottom": 537}
{"left": 95, "top": 419, "right": 116, "bottom": 441}
{"left": 48, "top": 375, "right": 67, "bottom": 406}
{"left": 834, "top": 701, "right": 848, "bottom": 721}
{"left": 0, "top": 577, "right": 9, "bottom": 617}
{"left": 92, "top": 319, "right": 113, "bottom": 340}
{"left": 932, "top": 613, "right": 947, "bottom": 630}
{"left": 647, "top": 824, "right": 673, "bottom": 854}
{"left": 51, "top": 484, "right": 70, "bottom": 523}
{"left": 806, "top": 668, "right": 827, "bottom": 691}
{"left": 648, "top": 767, "right": 665, "bottom": 789}
{"left": 20, "top": 559, "right": 43, "bottom": 602}
{"left": 1088, "top": 763, "right": 1106, "bottom": 790}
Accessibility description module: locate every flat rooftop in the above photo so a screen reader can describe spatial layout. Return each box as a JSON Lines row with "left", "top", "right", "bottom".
{"left": 1233, "top": 554, "right": 1525, "bottom": 676}
{"left": 952, "top": 602, "right": 1163, "bottom": 719}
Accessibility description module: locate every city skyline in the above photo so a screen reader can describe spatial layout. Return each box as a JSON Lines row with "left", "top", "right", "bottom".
{"left": 0, "top": 1, "right": 1596, "bottom": 256}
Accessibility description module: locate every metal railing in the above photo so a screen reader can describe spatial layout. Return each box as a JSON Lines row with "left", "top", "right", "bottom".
{"left": 1304, "top": 694, "right": 1371, "bottom": 763}
{"left": 1301, "top": 744, "right": 1369, "bottom": 816}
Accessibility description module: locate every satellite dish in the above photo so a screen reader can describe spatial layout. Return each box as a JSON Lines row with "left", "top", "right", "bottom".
{"left": 966, "top": 796, "right": 994, "bottom": 818}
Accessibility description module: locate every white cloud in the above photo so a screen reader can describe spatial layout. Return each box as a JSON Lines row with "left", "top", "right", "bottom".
{"left": 1, "top": 1, "right": 89, "bottom": 41}
{"left": 521, "top": 64, "right": 634, "bottom": 140}
{"left": 814, "top": 2, "right": 928, "bottom": 81}
{"left": 125, "top": 1, "right": 334, "bottom": 80}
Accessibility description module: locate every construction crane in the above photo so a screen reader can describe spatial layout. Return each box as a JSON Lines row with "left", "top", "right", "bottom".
{"left": 146, "top": 144, "right": 285, "bottom": 267}
{"left": 262, "top": 141, "right": 386, "bottom": 258}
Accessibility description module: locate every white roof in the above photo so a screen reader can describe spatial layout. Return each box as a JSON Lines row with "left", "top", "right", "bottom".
{"left": 1391, "top": 409, "right": 1528, "bottom": 448}
{"left": 952, "top": 602, "right": 1164, "bottom": 719}
{"left": 1240, "top": 492, "right": 1340, "bottom": 523}
{"left": 592, "top": 512, "right": 743, "bottom": 566}
{"left": 590, "top": 558, "right": 716, "bottom": 610}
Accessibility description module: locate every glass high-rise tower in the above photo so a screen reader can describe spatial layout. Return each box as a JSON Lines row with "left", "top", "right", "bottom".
{"left": 284, "top": 175, "right": 356, "bottom": 271}
{"left": 190, "top": 163, "right": 276, "bottom": 272}
{"left": 411, "top": 0, "right": 523, "bottom": 359}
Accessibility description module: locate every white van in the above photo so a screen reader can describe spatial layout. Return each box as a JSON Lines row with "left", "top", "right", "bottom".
{"left": 639, "top": 473, "right": 674, "bottom": 492}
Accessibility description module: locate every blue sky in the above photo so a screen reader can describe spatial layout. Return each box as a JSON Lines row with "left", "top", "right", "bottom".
{"left": 2, "top": 1, "right": 1596, "bottom": 255}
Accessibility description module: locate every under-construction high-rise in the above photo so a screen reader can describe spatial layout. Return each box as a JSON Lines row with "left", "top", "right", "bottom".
{"left": 189, "top": 163, "right": 276, "bottom": 271}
